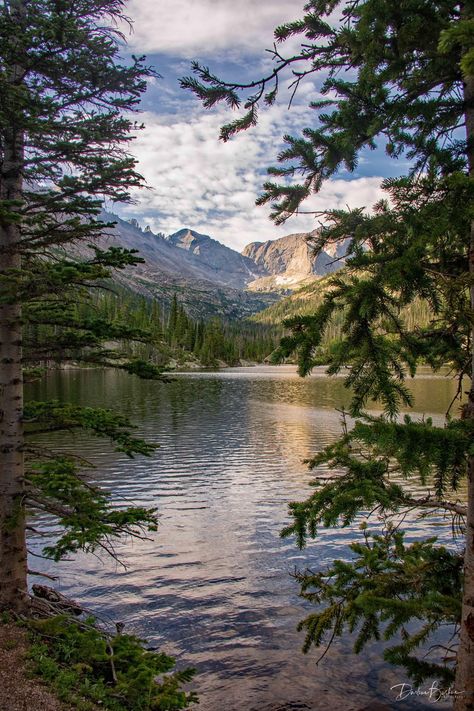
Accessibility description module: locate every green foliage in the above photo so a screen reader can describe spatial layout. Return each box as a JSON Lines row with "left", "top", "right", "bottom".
{"left": 120, "top": 359, "right": 170, "bottom": 380}
{"left": 26, "top": 456, "right": 158, "bottom": 561}
{"left": 183, "top": 0, "right": 474, "bottom": 688}
{"left": 273, "top": 171, "right": 473, "bottom": 416}
{"left": 21, "top": 400, "right": 159, "bottom": 560}
{"left": 257, "top": 275, "right": 433, "bottom": 363}
{"left": 439, "top": 16, "right": 474, "bottom": 78}
{"left": 0, "top": 0, "right": 166, "bottom": 572}
{"left": 274, "top": 172, "right": 472, "bottom": 681}
{"left": 347, "top": 415, "right": 473, "bottom": 496}
{"left": 26, "top": 616, "right": 197, "bottom": 710}
{"left": 295, "top": 526, "right": 462, "bottom": 684}
{"left": 182, "top": 0, "right": 468, "bottom": 219}
{"left": 0, "top": 1, "right": 196, "bottom": 702}
{"left": 24, "top": 401, "right": 157, "bottom": 457}
{"left": 22, "top": 264, "right": 278, "bottom": 372}
{"left": 163, "top": 293, "right": 278, "bottom": 365}
{"left": 19, "top": 251, "right": 163, "bottom": 369}
{"left": 283, "top": 412, "right": 472, "bottom": 548}
{"left": 87, "top": 285, "right": 280, "bottom": 367}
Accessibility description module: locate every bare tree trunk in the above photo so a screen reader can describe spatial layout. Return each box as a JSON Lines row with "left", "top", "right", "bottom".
{"left": 0, "top": 152, "right": 28, "bottom": 613}
{"left": 453, "top": 67, "right": 474, "bottom": 711}
{"left": 0, "top": 0, "right": 28, "bottom": 614}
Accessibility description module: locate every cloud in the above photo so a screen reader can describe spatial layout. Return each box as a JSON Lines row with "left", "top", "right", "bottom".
{"left": 125, "top": 0, "right": 306, "bottom": 56}
{"left": 113, "top": 101, "right": 386, "bottom": 251}
{"left": 109, "top": 2, "right": 392, "bottom": 252}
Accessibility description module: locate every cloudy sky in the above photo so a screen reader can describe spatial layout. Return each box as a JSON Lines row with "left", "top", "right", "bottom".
{"left": 112, "top": 0, "right": 406, "bottom": 251}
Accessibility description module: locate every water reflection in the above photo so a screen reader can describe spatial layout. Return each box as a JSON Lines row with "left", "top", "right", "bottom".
{"left": 27, "top": 366, "right": 461, "bottom": 710}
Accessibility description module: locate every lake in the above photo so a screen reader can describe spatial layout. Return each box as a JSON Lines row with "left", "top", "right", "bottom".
{"left": 27, "top": 365, "right": 462, "bottom": 710}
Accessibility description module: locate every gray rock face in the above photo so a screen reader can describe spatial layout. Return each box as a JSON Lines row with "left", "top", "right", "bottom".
{"left": 96, "top": 212, "right": 346, "bottom": 318}
{"left": 243, "top": 230, "right": 344, "bottom": 290}
{"left": 91, "top": 213, "right": 277, "bottom": 319}
{"left": 100, "top": 215, "right": 257, "bottom": 290}
{"left": 165, "top": 228, "right": 263, "bottom": 289}
{"left": 243, "top": 233, "right": 315, "bottom": 276}
{"left": 106, "top": 214, "right": 345, "bottom": 291}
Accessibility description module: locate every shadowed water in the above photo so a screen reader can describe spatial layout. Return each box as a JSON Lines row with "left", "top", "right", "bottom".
{"left": 27, "top": 366, "right": 462, "bottom": 710}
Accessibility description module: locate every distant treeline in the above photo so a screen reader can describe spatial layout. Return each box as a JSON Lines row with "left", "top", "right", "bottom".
{"left": 24, "top": 274, "right": 434, "bottom": 370}
{"left": 88, "top": 287, "right": 281, "bottom": 367}
{"left": 252, "top": 274, "right": 433, "bottom": 362}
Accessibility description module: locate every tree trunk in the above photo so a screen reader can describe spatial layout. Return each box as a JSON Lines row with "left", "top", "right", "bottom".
{"left": 0, "top": 161, "right": 28, "bottom": 613}
{"left": 0, "top": 0, "right": 28, "bottom": 614}
{"left": 453, "top": 67, "right": 474, "bottom": 711}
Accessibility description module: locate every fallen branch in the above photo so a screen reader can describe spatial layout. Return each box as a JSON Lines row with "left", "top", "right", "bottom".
{"left": 27, "top": 569, "right": 58, "bottom": 581}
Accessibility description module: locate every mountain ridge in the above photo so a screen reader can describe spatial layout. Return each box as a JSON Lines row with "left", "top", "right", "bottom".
{"left": 165, "top": 227, "right": 263, "bottom": 288}
{"left": 109, "top": 214, "right": 344, "bottom": 288}
{"left": 99, "top": 211, "right": 346, "bottom": 319}
{"left": 242, "top": 230, "right": 341, "bottom": 290}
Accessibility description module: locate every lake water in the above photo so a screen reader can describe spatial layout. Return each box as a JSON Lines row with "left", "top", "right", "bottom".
{"left": 27, "top": 366, "right": 463, "bottom": 710}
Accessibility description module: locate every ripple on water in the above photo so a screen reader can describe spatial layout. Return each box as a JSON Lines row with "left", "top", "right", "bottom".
{"left": 26, "top": 366, "right": 461, "bottom": 711}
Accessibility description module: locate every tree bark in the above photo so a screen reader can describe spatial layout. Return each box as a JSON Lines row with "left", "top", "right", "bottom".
{"left": 453, "top": 65, "right": 474, "bottom": 711}
{"left": 0, "top": 0, "right": 28, "bottom": 614}
{"left": 0, "top": 150, "right": 28, "bottom": 613}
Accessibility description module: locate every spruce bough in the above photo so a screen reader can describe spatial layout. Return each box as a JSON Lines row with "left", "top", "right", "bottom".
{"left": 183, "top": 1, "right": 474, "bottom": 707}
{"left": 0, "top": 2, "right": 196, "bottom": 707}
{"left": 0, "top": 0, "right": 159, "bottom": 609}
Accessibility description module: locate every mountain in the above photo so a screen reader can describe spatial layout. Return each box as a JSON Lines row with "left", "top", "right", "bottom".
{"left": 97, "top": 214, "right": 278, "bottom": 319}
{"left": 100, "top": 216, "right": 246, "bottom": 288}
{"left": 96, "top": 212, "right": 346, "bottom": 320}
{"left": 165, "top": 228, "right": 263, "bottom": 289}
{"left": 243, "top": 230, "right": 342, "bottom": 291}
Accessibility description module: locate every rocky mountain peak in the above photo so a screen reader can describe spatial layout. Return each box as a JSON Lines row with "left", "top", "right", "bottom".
{"left": 164, "top": 227, "right": 263, "bottom": 287}
{"left": 101, "top": 210, "right": 346, "bottom": 308}
{"left": 242, "top": 230, "right": 343, "bottom": 290}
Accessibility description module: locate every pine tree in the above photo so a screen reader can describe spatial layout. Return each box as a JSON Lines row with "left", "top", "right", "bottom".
{"left": 183, "top": 1, "right": 474, "bottom": 706}
{"left": 0, "top": 3, "right": 199, "bottom": 706}
{"left": 167, "top": 293, "right": 179, "bottom": 345}
{"left": 0, "top": 0, "right": 165, "bottom": 612}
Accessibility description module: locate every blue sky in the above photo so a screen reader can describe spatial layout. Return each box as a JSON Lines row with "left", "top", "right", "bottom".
{"left": 112, "top": 0, "right": 408, "bottom": 251}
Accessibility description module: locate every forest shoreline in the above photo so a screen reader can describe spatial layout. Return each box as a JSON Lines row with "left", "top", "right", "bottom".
{"left": 0, "top": 620, "right": 395, "bottom": 711}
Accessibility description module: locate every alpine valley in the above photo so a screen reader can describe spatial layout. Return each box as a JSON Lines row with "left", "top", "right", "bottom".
{"left": 101, "top": 211, "right": 345, "bottom": 320}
